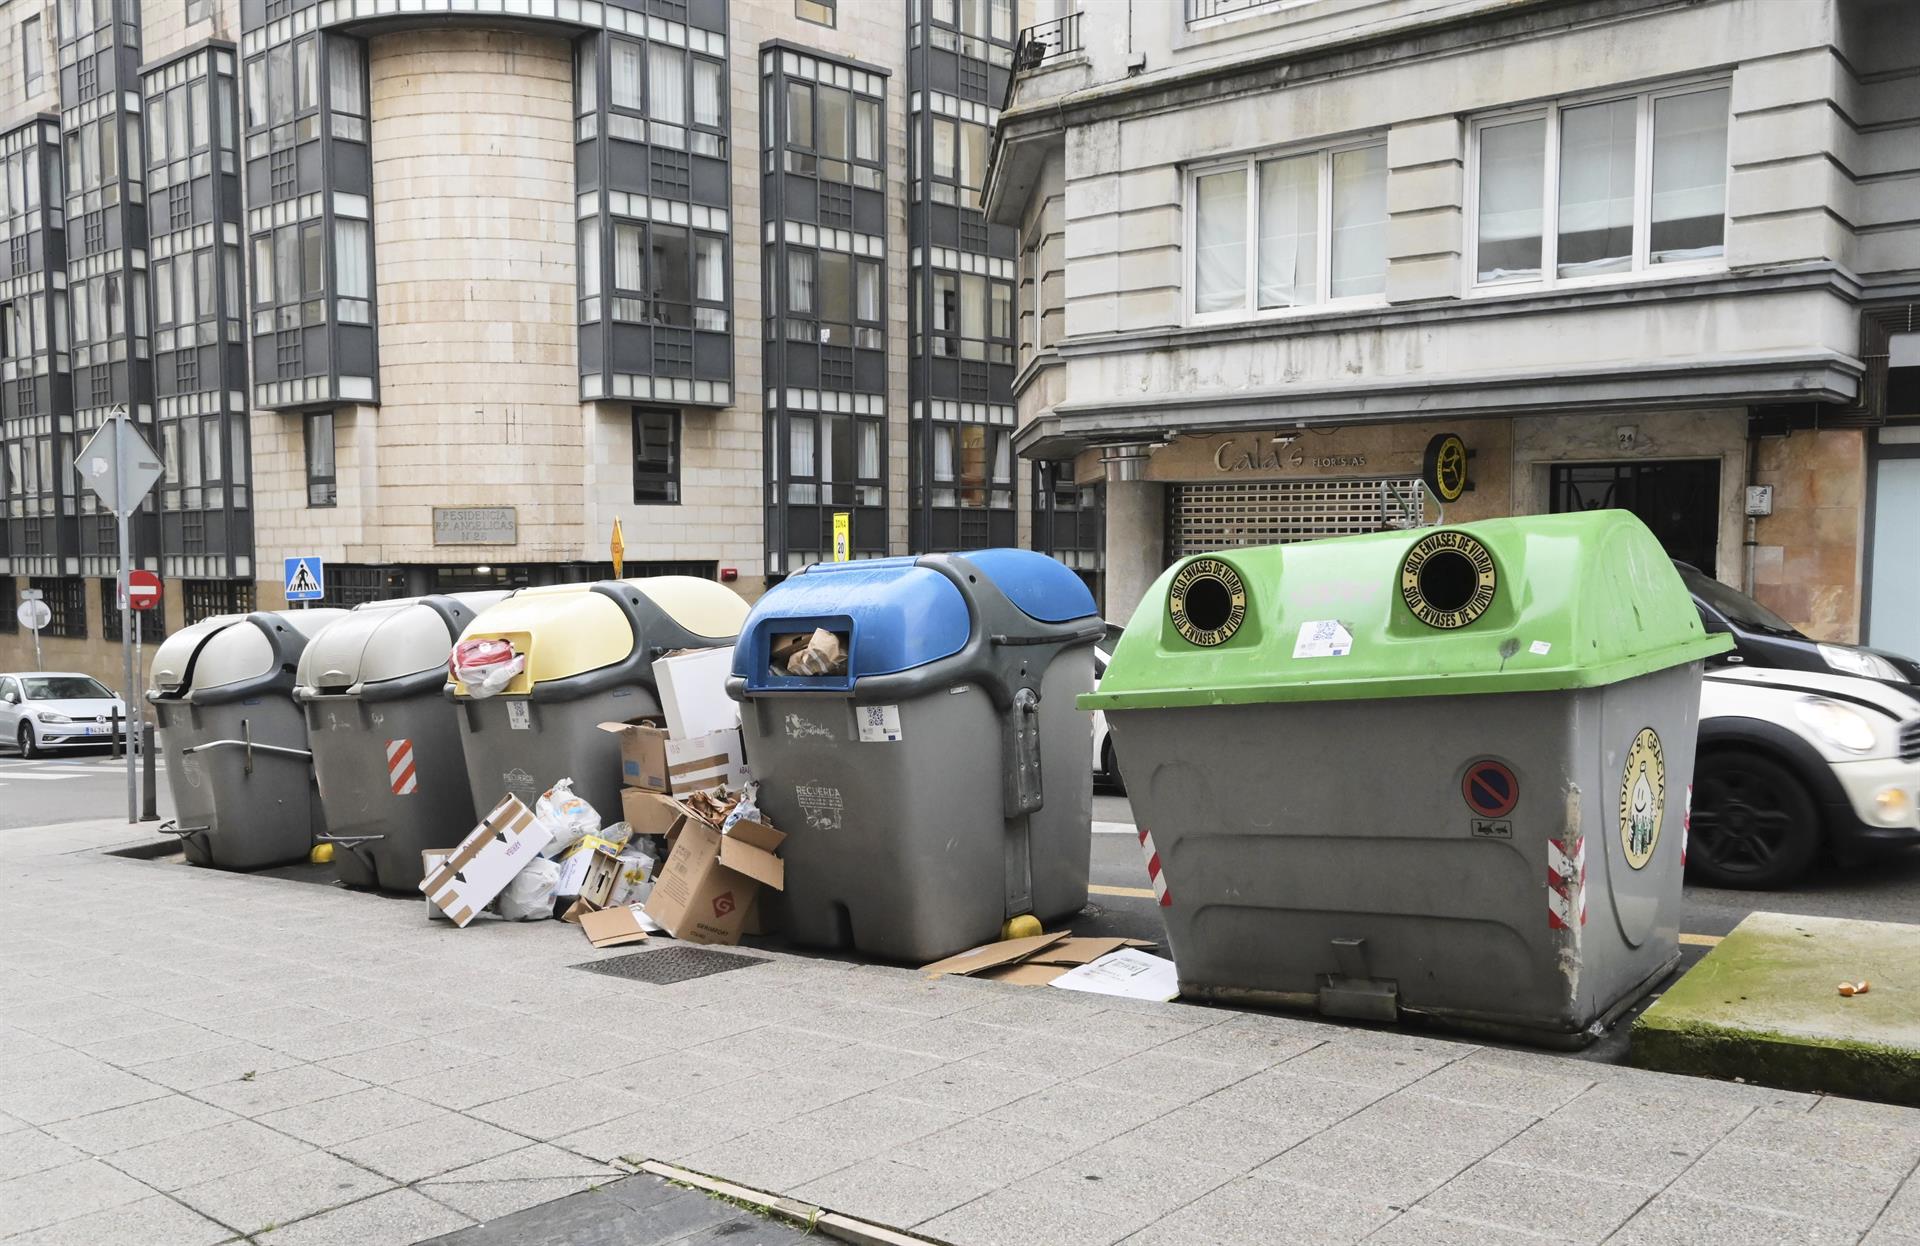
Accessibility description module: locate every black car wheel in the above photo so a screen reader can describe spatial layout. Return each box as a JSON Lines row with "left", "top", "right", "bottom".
{"left": 1687, "top": 748, "right": 1821, "bottom": 889}
{"left": 17, "top": 722, "right": 41, "bottom": 760}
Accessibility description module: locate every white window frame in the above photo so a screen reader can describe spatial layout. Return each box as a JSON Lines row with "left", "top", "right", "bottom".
{"left": 1464, "top": 76, "right": 1731, "bottom": 297}
{"left": 1185, "top": 135, "right": 1389, "bottom": 327}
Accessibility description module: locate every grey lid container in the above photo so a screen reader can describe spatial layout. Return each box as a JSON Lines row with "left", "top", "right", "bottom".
{"left": 295, "top": 593, "right": 507, "bottom": 890}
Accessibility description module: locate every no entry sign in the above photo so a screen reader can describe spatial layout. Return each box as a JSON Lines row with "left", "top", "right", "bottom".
{"left": 126, "top": 570, "right": 162, "bottom": 611}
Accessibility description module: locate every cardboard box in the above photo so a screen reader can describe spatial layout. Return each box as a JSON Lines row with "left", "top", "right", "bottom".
{"left": 422, "top": 851, "right": 452, "bottom": 924}
{"left": 554, "top": 831, "right": 631, "bottom": 899}
{"left": 925, "top": 936, "right": 1157, "bottom": 985}
{"left": 653, "top": 647, "right": 742, "bottom": 739}
{"left": 644, "top": 817, "right": 785, "bottom": 946}
{"left": 609, "top": 847, "right": 657, "bottom": 907}
{"left": 580, "top": 904, "right": 652, "bottom": 949}
{"left": 420, "top": 796, "right": 554, "bottom": 928}
{"left": 601, "top": 720, "right": 669, "bottom": 791}
{"left": 664, "top": 728, "right": 747, "bottom": 797}
{"left": 621, "top": 789, "right": 697, "bottom": 842}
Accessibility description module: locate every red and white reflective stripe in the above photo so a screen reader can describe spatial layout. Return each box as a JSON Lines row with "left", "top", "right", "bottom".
{"left": 1682, "top": 784, "right": 1692, "bottom": 866}
{"left": 1546, "top": 831, "right": 1586, "bottom": 929}
{"left": 1137, "top": 826, "right": 1171, "bottom": 908}
{"left": 386, "top": 738, "right": 418, "bottom": 796}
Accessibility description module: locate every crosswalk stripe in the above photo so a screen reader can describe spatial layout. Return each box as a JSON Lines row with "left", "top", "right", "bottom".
{"left": 0, "top": 771, "right": 87, "bottom": 781}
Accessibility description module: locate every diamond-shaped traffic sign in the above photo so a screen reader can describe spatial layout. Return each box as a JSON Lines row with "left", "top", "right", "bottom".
{"left": 76, "top": 414, "right": 164, "bottom": 516}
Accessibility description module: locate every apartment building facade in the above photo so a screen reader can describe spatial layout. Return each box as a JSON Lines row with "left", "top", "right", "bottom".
{"left": 0, "top": 0, "right": 1024, "bottom": 682}
{"left": 991, "top": 0, "right": 1920, "bottom": 655}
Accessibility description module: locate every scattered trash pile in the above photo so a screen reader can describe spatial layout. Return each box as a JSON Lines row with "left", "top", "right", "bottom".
{"left": 418, "top": 644, "right": 784, "bottom": 950}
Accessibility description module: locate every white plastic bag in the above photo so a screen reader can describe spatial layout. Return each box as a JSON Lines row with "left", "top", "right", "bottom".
{"left": 451, "top": 638, "right": 525, "bottom": 700}
{"left": 719, "top": 782, "right": 762, "bottom": 835}
{"left": 535, "top": 778, "right": 601, "bottom": 859}
{"left": 497, "top": 857, "right": 559, "bottom": 921}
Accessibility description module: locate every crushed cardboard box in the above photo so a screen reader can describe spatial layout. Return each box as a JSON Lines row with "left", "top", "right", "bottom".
{"left": 420, "top": 795, "right": 554, "bottom": 927}
{"left": 579, "top": 844, "right": 656, "bottom": 910}
{"left": 553, "top": 829, "right": 632, "bottom": 899}
{"left": 653, "top": 648, "right": 741, "bottom": 739}
{"left": 645, "top": 815, "right": 785, "bottom": 946}
{"left": 579, "top": 904, "right": 653, "bottom": 949}
{"left": 599, "top": 721, "right": 747, "bottom": 797}
{"left": 621, "top": 789, "right": 697, "bottom": 842}
{"left": 922, "top": 935, "right": 1159, "bottom": 987}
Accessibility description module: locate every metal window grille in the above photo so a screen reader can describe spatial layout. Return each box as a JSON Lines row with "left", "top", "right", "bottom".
{"left": 174, "top": 351, "right": 199, "bottom": 392}
{"left": 1169, "top": 478, "right": 1428, "bottom": 557}
{"left": 329, "top": 565, "right": 409, "bottom": 607}
{"left": 82, "top": 213, "right": 105, "bottom": 254}
{"left": 269, "top": 148, "right": 296, "bottom": 200}
{"left": 0, "top": 579, "right": 15, "bottom": 634}
{"left": 169, "top": 184, "right": 192, "bottom": 230}
{"left": 76, "top": 57, "right": 98, "bottom": 101}
{"left": 90, "top": 364, "right": 112, "bottom": 404}
{"left": 275, "top": 329, "right": 302, "bottom": 375}
{"left": 183, "top": 579, "right": 254, "bottom": 624}
{"left": 29, "top": 577, "right": 87, "bottom": 638}
{"left": 9, "top": 236, "right": 27, "bottom": 273}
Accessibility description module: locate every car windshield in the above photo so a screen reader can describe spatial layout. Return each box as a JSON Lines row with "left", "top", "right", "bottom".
{"left": 22, "top": 676, "right": 115, "bottom": 701}
{"left": 1675, "top": 564, "right": 1801, "bottom": 636}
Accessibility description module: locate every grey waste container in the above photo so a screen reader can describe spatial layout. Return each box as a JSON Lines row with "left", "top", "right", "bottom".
{"left": 295, "top": 592, "right": 509, "bottom": 891}
{"left": 1085, "top": 511, "right": 1731, "bottom": 1046}
{"left": 451, "top": 577, "right": 749, "bottom": 819}
{"left": 727, "top": 549, "right": 1103, "bottom": 963}
{"left": 148, "top": 609, "right": 349, "bottom": 869}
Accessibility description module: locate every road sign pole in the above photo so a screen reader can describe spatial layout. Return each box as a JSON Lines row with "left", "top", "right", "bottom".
{"left": 30, "top": 620, "right": 42, "bottom": 672}
{"left": 118, "top": 502, "right": 135, "bottom": 825}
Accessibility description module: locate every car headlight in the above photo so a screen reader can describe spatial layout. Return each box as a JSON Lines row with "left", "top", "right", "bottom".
{"left": 36, "top": 712, "right": 72, "bottom": 723}
{"left": 1819, "top": 644, "right": 1904, "bottom": 682}
{"left": 1795, "top": 697, "right": 1877, "bottom": 754}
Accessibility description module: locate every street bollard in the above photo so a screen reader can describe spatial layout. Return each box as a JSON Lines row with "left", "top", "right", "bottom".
{"left": 141, "top": 722, "right": 158, "bottom": 822}
{"left": 111, "top": 706, "right": 122, "bottom": 759}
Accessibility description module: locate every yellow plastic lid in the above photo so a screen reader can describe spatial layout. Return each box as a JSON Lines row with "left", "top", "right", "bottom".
{"left": 625, "top": 576, "right": 749, "bottom": 642}
{"left": 453, "top": 585, "right": 634, "bottom": 694}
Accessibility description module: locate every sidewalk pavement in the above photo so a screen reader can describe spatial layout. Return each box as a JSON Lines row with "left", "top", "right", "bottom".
{"left": 3, "top": 819, "right": 1918, "bottom": 1246}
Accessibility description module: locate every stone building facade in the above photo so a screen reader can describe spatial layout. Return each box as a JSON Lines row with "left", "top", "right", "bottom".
{"left": 0, "top": 0, "right": 1022, "bottom": 685}
{"left": 991, "top": 0, "right": 1920, "bottom": 652}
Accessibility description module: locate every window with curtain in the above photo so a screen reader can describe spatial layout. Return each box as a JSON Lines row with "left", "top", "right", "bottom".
{"left": 614, "top": 222, "right": 644, "bottom": 292}
{"left": 788, "top": 414, "right": 816, "bottom": 503}
{"left": 576, "top": 39, "right": 598, "bottom": 115}
{"left": 1193, "top": 141, "right": 1386, "bottom": 319}
{"left": 818, "top": 87, "right": 850, "bottom": 162}
{"left": 579, "top": 219, "right": 601, "bottom": 302}
{"left": 610, "top": 39, "right": 642, "bottom": 111}
{"left": 854, "top": 98, "right": 879, "bottom": 164}
{"left": 328, "top": 38, "right": 365, "bottom": 118}
{"left": 787, "top": 82, "right": 812, "bottom": 148}
{"left": 692, "top": 59, "right": 722, "bottom": 129}
{"left": 648, "top": 45, "right": 685, "bottom": 126}
{"left": 695, "top": 235, "right": 724, "bottom": 303}
{"left": 305, "top": 411, "right": 336, "bottom": 507}
{"left": 633, "top": 407, "right": 680, "bottom": 504}
{"left": 856, "top": 261, "right": 880, "bottom": 323}
{"left": 787, "top": 250, "right": 816, "bottom": 315}
{"left": 1471, "top": 81, "right": 1728, "bottom": 288}
{"left": 334, "top": 219, "right": 369, "bottom": 300}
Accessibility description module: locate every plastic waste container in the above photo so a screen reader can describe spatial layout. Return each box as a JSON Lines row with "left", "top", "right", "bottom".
{"left": 294, "top": 592, "right": 509, "bottom": 891}
{"left": 451, "top": 577, "right": 748, "bottom": 820}
{"left": 1086, "top": 511, "right": 1731, "bottom": 1045}
{"left": 728, "top": 549, "right": 1103, "bottom": 962}
{"left": 148, "top": 609, "right": 350, "bottom": 869}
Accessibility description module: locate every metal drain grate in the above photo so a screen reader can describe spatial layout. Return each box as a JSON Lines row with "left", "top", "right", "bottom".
{"left": 571, "top": 945, "right": 769, "bottom": 985}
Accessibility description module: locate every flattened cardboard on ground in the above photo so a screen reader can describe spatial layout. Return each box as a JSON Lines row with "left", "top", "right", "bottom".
{"left": 599, "top": 720, "right": 670, "bottom": 792}
{"left": 420, "top": 796, "right": 554, "bottom": 928}
{"left": 1051, "top": 949, "right": 1181, "bottom": 1001}
{"left": 580, "top": 904, "right": 652, "bottom": 948}
{"left": 919, "top": 932, "right": 1069, "bottom": 978}
{"left": 653, "top": 648, "right": 741, "bottom": 739}
{"left": 972, "top": 938, "right": 1158, "bottom": 986}
{"left": 644, "top": 816, "right": 786, "bottom": 946}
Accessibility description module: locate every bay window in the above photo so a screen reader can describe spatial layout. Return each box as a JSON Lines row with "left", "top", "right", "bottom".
{"left": 1191, "top": 138, "right": 1386, "bottom": 320}
{"left": 1471, "top": 81, "right": 1728, "bottom": 289}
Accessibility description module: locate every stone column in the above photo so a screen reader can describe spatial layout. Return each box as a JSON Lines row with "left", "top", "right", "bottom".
{"left": 1103, "top": 476, "right": 1165, "bottom": 624}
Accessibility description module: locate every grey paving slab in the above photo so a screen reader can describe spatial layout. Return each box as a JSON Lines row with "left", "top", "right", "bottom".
{"left": 1072, "top": 1049, "right": 1256, "bottom": 1105}
{"left": 790, "top": 1155, "right": 1004, "bottom": 1228}
{"left": 1862, "top": 1228, "right": 1920, "bottom": 1246}
{"left": 0, "top": 1157, "right": 159, "bottom": 1238}
{"left": 75, "top": 1023, "right": 233, "bottom": 1069}
{"left": 319, "top": 1038, "right": 493, "bottom": 1087}
{"left": 256, "top": 1086, "right": 446, "bottom": 1147}
{"left": 466, "top": 1080, "right": 648, "bottom": 1142}
{"left": 1022, "top": 1132, "right": 1240, "bottom": 1222}
{"left": 191, "top": 1063, "right": 372, "bottom": 1118}
{"left": 1724, "top": 1103, "right": 1920, "bottom": 1174}
{"left": 333, "top": 1109, "right": 531, "bottom": 1184}
{"left": 1417, "top": 1158, "right": 1654, "bottom": 1241}
{"left": 1252, "top": 1117, "right": 1490, "bottom": 1205}
{"left": 1275, "top": 1039, "right": 1464, "bottom": 1091}
{"left": 987, "top": 1079, "right": 1184, "bottom": 1144}
{"left": 105, "top": 1116, "right": 315, "bottom": 1191}
{"left": 413, "top": 1143, "right": 624, "bottom": 1224}
{"left": 1403, "top": 1055, "right": 1595, "bottom": 1115}
{"left": 920, "top": 1180, "right": 1152, "bottom": 1246}
{"left": 1881, "top": 1172, "right": 1920, "bottom": 1235}
{"left": 43, "top": 1092, "right": 240, "bottom": 1157}
{"left": 0, "top": 1127, "right": 86, "bottom": 1180}
{"left": 890, "top": 1117, "right": 1093, "bottom": 1187}
{"left": 873, "top": 1015, "right": 1023, "bottom": 1059}
{"left": 253, "top": 1188, "right": 474, "bottom": 1246}
{"left": 1109, "top": 1100, "right": 1322, "bottom": 1171}
{"left": 1198, "top": 1068, "right": 1393, "bottom": 1130}
{"left": 1358, "top": 1209, "right": 1554, "bottom": 1245}
{"left": 882, "top": 1055, "right": 1058, "bottom": 1114}
{"left": 1342, "top": 1088, "right": 1538, "bottom": 1153}
{"left": 1122, "top": 1175, "right": 1397, "bottom": 1246}
{"left": 256, "top": 1020, "right": 423, "bottom": 1063}
{"left": 1671, "top": 1142, "right": 1909, "bottom": 1232}
{"left": 0, "top": 1192, "right": 237, "bottom": 1246}
{"left": 130, "top": 1041, "right": 302, "bottom": 1093}
{"left": 552, "top": 1108, "right": 753, "bottom": 1166}
{"left": 1487, "top": 1116, "right": 1705, "bottom": 1187}
{"left": 967, "top": 1031, "right": 1138, "bottom": 1080}
{"left": 421, "top": 1180, "right": 807, "bottom": 1246}
{"left": 1608, "top": 1192, "right": 1862, "bottom": 1246}
{"left": 174, "top": 1149, "right": 396, "bottom": 1236}
{"left": 387, "top": 1056, "right": 574, "bottom": 1112}
{"left": 0, "top": 1064, "right": 173, "bottom": 1126}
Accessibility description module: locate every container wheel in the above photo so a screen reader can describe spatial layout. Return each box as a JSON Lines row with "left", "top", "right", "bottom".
{"left": 1687, "top": 748, "right": 1821, "bottom": 889}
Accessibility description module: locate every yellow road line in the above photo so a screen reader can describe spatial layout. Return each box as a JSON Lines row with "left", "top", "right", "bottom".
{"left": 1680, "top": 932, "right": 1724, "bottom": 947}
{"left": 1090, "top": 883, "right": 1156, "bottom": 899}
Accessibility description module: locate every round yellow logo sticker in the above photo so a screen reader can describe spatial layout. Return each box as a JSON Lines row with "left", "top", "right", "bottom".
{"left": 1423, "top": 433, "right": 1470, "bottom": 504}
{"left": 1168, "top": 557, "right": 1247, "bottom": 647}
{"left": 1619, "top": 727, "right": 1666, "bottom": 870}
{"left": 1399, "top": 531, "right": 1497, "bottom": 630}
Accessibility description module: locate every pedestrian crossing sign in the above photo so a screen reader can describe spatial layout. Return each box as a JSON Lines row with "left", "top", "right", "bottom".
{"left": 284, "top": 557, "right": 325, "bottom": 601}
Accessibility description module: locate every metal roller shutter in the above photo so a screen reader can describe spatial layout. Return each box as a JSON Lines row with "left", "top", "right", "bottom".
{"left": 1169, "top": 478, "right": 1427, "bottom": 556}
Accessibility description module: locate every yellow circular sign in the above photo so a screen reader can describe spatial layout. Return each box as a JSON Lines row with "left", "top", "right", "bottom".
{"left": 1168, "top": 557, "right": 1247, "bottom": 647}
{"left": 1399, "top": 531, "right": 1497, "bottom": 630}
{"left": 1425, "top": 433, "right": 1469, "bottom": 503}
{"left": 1619, "top": 727, "right": 1666, "bottom": 870}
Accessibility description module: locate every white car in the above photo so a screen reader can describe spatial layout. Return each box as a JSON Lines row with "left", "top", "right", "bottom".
{"left": 0, "top": 672, "right": 129, "bottom": 758}
{"left": 1091, "top": 625, "right": 1123, "bottom": 792}
{"left": 1692, "top": 666, "right": 1920, "bottom": 888}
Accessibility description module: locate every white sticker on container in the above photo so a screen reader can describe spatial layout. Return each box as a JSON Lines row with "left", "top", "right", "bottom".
{"left": 857, "top": 704, "right": 904, "bottom": 743}
{"left": 1292, "top": 619, "right": 1354, "bottom": 659}
{"left": 1529, "top": 640, "right": 1553, "bottom": 656}
{"left": 507, "top": 701, "right": 531, "bottom": 730}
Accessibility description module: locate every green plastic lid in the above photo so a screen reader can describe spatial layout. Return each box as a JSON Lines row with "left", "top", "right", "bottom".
{"left": 1082, "top": 510, "right": 1731, "bottom": 710}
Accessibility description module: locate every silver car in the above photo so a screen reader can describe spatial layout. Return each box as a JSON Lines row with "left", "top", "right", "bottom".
{"left": 0, "top": 673, "right": 128, "bottom": 758}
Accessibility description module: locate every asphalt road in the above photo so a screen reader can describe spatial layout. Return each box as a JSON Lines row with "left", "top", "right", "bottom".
{"left": 0, "top": 743, "right": 173, "bottom": 830}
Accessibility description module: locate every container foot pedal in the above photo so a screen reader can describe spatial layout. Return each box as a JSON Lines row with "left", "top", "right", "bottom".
{"left": 1320, "top": 937, "right": 1398, "bottom": 1022}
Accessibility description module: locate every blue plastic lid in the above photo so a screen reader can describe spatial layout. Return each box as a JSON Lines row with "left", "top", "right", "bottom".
{"left": 959, "top": 548, "right": 1099, "bottom": 624}
{"left": 733, "top": 560, "right": 971, "bottom": 689}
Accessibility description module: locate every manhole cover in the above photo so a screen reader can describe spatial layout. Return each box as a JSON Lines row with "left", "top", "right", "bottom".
{"left": 572, "top": 945, "right": 769, "bottom": 985}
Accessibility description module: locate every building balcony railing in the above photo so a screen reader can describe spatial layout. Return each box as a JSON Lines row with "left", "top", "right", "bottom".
{"left": 1006, "top": 12, "right": 1082, "bottom": 108}
{"left": 1186, "top": 0, "right": 1294, "bottom": 25}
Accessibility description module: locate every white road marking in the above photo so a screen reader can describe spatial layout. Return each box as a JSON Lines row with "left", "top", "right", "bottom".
{"left": 0, "top": 771, "right": 87, "bottom": 781}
